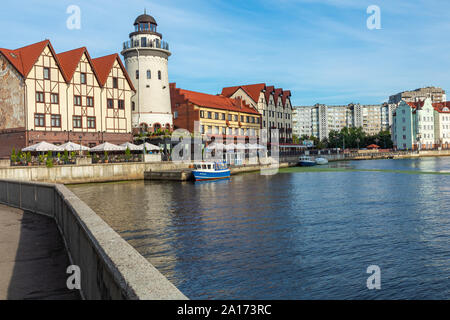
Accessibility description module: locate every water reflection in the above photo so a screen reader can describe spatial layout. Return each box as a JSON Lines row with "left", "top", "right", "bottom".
{"left": 70, "top": 158, "right": 450, "bottom": 299}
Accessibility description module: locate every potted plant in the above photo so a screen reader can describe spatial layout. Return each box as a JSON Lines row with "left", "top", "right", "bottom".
{"left": 38, "top": 154, "right": 44, "bottom": 166}
{"left": 63, "top": 150, "right": 69, "bottom": 164}
{"left": 71, "top": 151, "right": 76, "bottom": 164}
{"left": 26, "top": 152, "right": 32, "bottom": 166}
{"left": 104, "top": 151, "right": 109, "bottom": 163}
{"left": 10, "top": 148, "right": 17, "bottom": 166}
{"left": 125, "top": 147, "right": 131, "bottom": 162}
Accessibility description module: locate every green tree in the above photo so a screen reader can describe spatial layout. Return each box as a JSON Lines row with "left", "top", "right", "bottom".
{"left": 125, "top": 147, "right": 131, "bottom": 161}
{"left": 10, "top": 148, "right": 17, "bottom": 163}
{"left": 26, "top": 152, "right": 32, "bottom": 164}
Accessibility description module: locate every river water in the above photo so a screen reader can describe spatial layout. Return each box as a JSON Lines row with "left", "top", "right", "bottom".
{"left": 69, "top": 157, "right": 450, "bottom": 299}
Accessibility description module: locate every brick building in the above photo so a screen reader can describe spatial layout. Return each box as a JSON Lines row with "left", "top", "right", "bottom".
{"left": 170, "top": 83, "right": 261, "bottom": 142}
{"left": 0, "top": 40, "right": 135, "bottom": 158}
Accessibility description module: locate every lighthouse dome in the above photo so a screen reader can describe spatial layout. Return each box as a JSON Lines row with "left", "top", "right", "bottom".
{"left": 134, "top": 13, "right": 157, "bottom": 26}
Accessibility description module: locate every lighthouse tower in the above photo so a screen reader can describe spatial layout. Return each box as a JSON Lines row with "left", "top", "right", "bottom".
{"left": 121, "top": 11, "right": 173, "bottom": 133}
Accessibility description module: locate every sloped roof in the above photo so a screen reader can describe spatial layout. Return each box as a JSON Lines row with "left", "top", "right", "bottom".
{"left": 57, "top": 47, "right": 87, "bottom": 81}
{"left": 265, "top": 85, "right": 275, "bottom": 103}
{"left": 221, "top": 83, "right": 266, "bottom": 103}
{"left": 91, "top": 54, "right": 135, "bottom": 91}
{"left": 176, "top": 88, "right": 260, "bottom": 115}
{"left": 274, "top": 88, "right": 283, "bottom": 106}
{"left": 433, "top": 101, "right": 450, "bottom": 113}
{"left": 0, "top": 40, "right": 52, "bottom": 78}
{"left": 282, "top": 90, "right": 291, "bottom": 106}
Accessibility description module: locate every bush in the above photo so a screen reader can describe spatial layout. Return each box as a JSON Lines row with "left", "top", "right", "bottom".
{"left": 11, "top": 148, "right": 17, "bottom": 163}
{"left": 104, "top": 151, "right": 109, "bottom": 161}
{"left": 46, "top": 158, "right": 53, "bottom": 168}
{"left": 125, "top": 147, "right": 131, "bottom": 161}
{"left": 38, "top": 155, "right": 44, "bottom": 165}
{"left": 26, "top": 152, "right": 32, "bottom": 164}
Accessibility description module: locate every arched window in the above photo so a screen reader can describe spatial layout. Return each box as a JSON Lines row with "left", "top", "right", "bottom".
{"left": 147, "top": 70, "right": 151, "bottom": 79}
{"left": 153, "top": 123, "right": 161, "bottom": 132}
{"left": 158, "top": 71, "right": 161, "bottom": 80}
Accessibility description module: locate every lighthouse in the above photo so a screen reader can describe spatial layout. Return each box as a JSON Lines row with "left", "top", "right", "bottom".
{"left": 121, "top": 11, "right": 173, "bottom": 133}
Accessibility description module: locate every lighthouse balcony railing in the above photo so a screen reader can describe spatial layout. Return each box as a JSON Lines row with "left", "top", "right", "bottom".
{"left": 123, "top": 40, "right": 170, "bottom": 51}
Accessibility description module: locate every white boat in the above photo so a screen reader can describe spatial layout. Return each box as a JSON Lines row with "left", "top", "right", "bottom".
{"left": 298, "top": 156, "right": 316, "bottom": 167}
{"left": 315, "top": 157, "right": 329, "bottom": 165}
{"left": 192, "top": 162, "right": 231, "bottom": 181}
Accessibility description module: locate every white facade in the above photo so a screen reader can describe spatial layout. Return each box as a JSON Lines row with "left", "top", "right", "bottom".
{"left": 294, "top": 103, "right": 393, "bottom": 140}
{"left": 121, "top": 13, "right": 173, "bottom": 132}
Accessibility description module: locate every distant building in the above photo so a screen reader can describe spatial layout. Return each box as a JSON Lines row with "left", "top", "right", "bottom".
{"left": 221, "top": 84, "right": 293, "bottom": 143}
{"left": 392, "top": 98, "right": 450, "bottom": 150}
{"left": 170, "top": 83, "right": 261, "bottom": 141}
{"left": 0, "top": 40, "right": 135, "bottom": 157}
{"left": 389, "top": 87, "right": 446, "bottom": 104}
{"left": 292, "top": 103, "right": 393, "bottom": 140}
{"left": 121, "top": 11, "right": 173, "bottom": 134}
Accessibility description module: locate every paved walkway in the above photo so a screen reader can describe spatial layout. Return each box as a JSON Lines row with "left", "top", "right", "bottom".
{"left": 0, "top": 204, "right": 80, "bottom": 300}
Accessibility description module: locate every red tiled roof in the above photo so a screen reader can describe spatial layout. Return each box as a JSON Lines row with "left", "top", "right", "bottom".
{"left": 0, "top": 40, "right": 51, "bottom": 78}
{"left": 406, "top": 101, "right": 425, "bottom": 109}
{"left": 177, "top": 88, "right": 260, "bottom": 115}
{"left": 221, "top": 83, "right": 266, "bottom": 103}
{"left": 274, "top": 88, "right": 283, "bottom": 106}
{"left": 433, "top": 101, "right": 450, "bottom": 113}
{"left": 282, "top": 90, "right": 291, "bottom": 106}
{"left": 57, "top": 47, "right": 86, "bottom": 81}
{"left": 91, "top": 54, "right": 136, "bottom": 91}
{"left": 265, "top": 85, "right": 275, "bottom": 103}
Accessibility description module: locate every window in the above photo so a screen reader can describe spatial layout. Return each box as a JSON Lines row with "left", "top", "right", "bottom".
{"left": 51, "top": 93, "right": 59, "bottom": 104}
{"left": 74, "top": 95, "right": 82, "bottom": 106}
{"left": 113, "top": 77, "right": 118, "bottom": 88}
{"left": 228, "top": 114, "right": 232, "bottom": 121}
{"left": 158, "top": 70, "right": 161, "bottom": 80}
{"left": 80, "top": 73, "right": 87, "bottom": 84}
{"left": 241, "top": 116, "right": 244, "bottom": 122}
{"left": 85, "top": 97, "right": 93, "bottom": 107}
{"left": 107, "top": 99, "right": 114, "bottom": 109}
{"left": 200, "top": 111, "right": 205, "bottom": 118}
{"left": 36, "top": 92, "right": 45, "bottom": 103}
{"left": 215, "top": 113, "right": 219, "bottom": 120}
{"left": 136, "top": 70, "right": 139, "bottom": 79}
{"left": 132, "top": 102, "right": 135, "bottom": 111}
{"left": 87, "top": 117, "right": 96, "bottom": 129}
{"left": 141, "top": 37, "right": 147, "bottom": 47}
{"left": 201, "top": 125, "right": 205, "bottom": 134}
{"left": 207, "top": 112, "right": 212, "bottom": 119}
{"left": 174, "top": 111, "right": 178, "bottom": 119}
{"left": 147, "top": 70, "right": 151, "bottom": 79}
{"left": 43, "top": 68, "right": 50, "bottom": 80}
{"left": 73, "top": 116, "right": 82, "bottom": 128}
{"left": 34, "top": 114, "right": 45, "bottom": 127}
{"left": 246, "top": 116, "right": 250, "bottom": 123}
{"left": 234, "top": 115, "right": 238, "bottom": 121}
{"left": 51, "top": 115, "right": 61, "bottom": 128}
{"left": 118, "top": 100, "right": 125, "bottom": 110}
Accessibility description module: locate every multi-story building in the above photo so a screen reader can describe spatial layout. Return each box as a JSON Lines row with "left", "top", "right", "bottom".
{"left": 292, "top": 106, "right": 313, "bottom": 137}
{"left": 121, "top": 11, "right": 173, "bottom": 134}
{"left": 0, "top": 40, "right": 135, "bottom": 157}
{"left": 392, "top": 98, "right": 450, "bottom": 150}
{"left": 293, "top": 103, "right": 392, "bottom": 141}
{"left": 221, "top": 84, "right": 293, "bottom": 143}
{"left": 389, "top": 87, "right": 446, "bottom": 104}
{"left": 170, "top": 83, "right": 261, "bottom": 142}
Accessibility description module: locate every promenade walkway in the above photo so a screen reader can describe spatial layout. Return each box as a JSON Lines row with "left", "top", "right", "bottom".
{"left": 0, "top": 204, "right": 80, "bottom": 300}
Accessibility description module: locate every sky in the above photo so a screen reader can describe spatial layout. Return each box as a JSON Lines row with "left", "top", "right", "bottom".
{"left": 0, "top": 0, "right": 449, "bottom": 105}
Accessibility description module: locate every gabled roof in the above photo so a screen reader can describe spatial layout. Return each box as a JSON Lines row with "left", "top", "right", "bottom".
{"left": 56, "top": 47, "right": 87, "bottom": 81}
{"left": 274, "top": 88, "right": 283, "bottom": 106}
{"left": 282, "top": 90, "right": 291, "bottom": 106}
{"left": 265, "top": 85, "right": 275, "bottom": 103}
{"left": 221, "top": 83, "right": 266, "bottom": 103}
{"left": 91, "top": 54, "right": 136, "bottom": 91}
{"left": 175, "top": 87, "right": 260, "bottom": 115}
{"left": 406, "top": 101, "right": 425, "bottom": 109}
{"left": 433, "top": 101, "right": 450, "bottom": 113}
{"left": 0, "top": 40, "right": 54, "bottom": 78}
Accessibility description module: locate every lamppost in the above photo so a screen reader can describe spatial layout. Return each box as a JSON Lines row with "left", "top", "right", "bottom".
{"left": 79, "top": 135, "right": 82, "bottom": 156}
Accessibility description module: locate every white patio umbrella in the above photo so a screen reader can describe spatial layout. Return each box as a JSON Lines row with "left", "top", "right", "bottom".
{"left": 139, "top": 142, "right": 160, "bottom": 151}
{"left": 60, "top": 141, "right": 90, "bottom": 152}
{"left": 120, "top": 142, "right": 142, "bottom": 151}
{"left": 89, "top": 142, "right": 126, "bottom": 152}
{"left": 22, "top": 142, "right": 64, "bottom": 152}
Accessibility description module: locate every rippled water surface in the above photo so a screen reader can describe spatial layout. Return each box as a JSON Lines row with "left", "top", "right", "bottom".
{"left": 70, "top": 158, "right": 450, "bottom": 299}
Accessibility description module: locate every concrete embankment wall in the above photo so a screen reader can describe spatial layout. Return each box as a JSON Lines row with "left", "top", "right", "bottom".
{"left": 0, "top": 162, "right": 191, "bottom": 184}
{"left": 0, "top": 179, "right": 188, "bottom": 300}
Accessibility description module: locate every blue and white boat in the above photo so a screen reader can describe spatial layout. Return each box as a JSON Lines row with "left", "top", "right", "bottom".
{"left": 192, "top": 162, "right": 231, "bottom": 181}
{"left": 298, "top": 156, "right": 316, "bottom": 167}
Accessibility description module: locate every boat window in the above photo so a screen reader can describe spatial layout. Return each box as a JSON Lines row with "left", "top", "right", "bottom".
{"left": 202, "top": 165, "right": 207, "bottom": 169}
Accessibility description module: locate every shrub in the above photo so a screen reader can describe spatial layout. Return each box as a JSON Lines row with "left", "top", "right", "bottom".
{"left": 11, "top": 148, "right": 17, "bottom": 163}
{"left": 46, "top": 158, "right": 53, "bottom": 168}
{"left": 104, "top": 151, "right": 109, "bottom": 161}
{"left": 26, "top": 152, "right": 32, "bottom": 164}
{"left": 125, "top": 147, "right": 131, "bottom": 161}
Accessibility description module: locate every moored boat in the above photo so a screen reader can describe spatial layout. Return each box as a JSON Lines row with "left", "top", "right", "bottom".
{"left": 298, "top": 156, "right": 316, "bottom": 167}
{"left": 192, "top": 162, "right": 231, "bottom": 181}
{"left": 315, "top": 157, "right": 329, "bottom": 165}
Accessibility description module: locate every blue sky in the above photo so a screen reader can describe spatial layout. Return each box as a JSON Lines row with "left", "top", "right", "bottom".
{"left": 1, "top": 0, "right": 449, "bottom": 105}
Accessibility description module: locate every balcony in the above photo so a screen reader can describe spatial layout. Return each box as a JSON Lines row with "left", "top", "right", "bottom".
{"left": 122, "top": 39, "right": 170, "bottom": 52}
